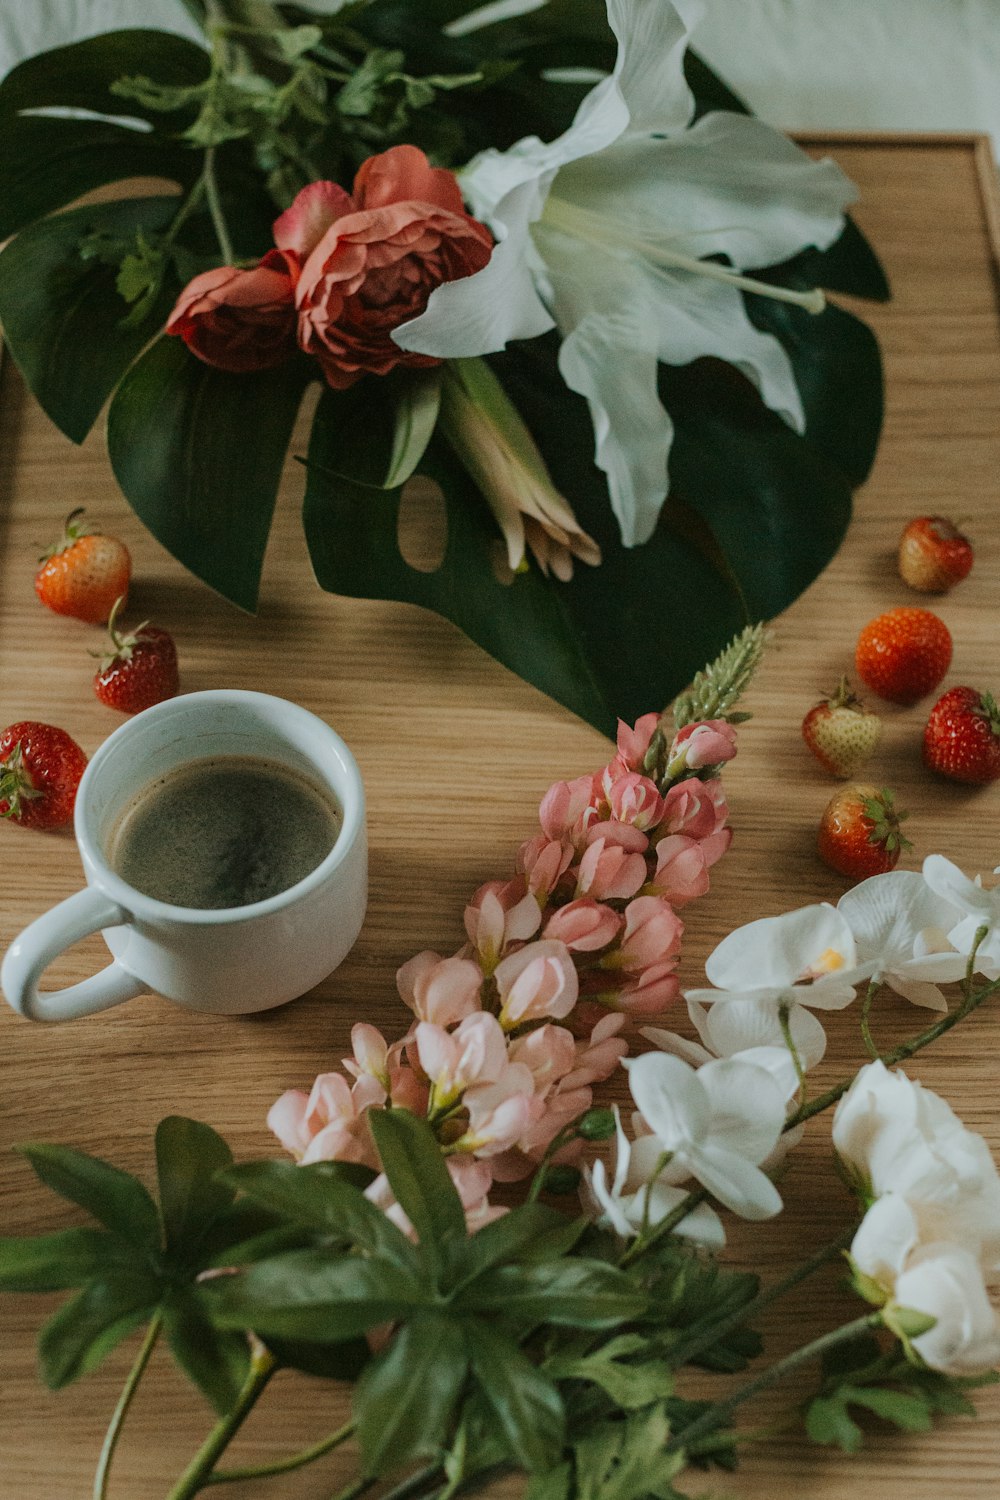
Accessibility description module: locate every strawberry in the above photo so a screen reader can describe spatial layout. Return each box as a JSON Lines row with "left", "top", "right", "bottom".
{"left": 35, "top": 508, "right": 131, "bottom": 624}
{"left": 93, "top": 597, "right": 179, "bottom": 715}
{"left": 817, "top": 783, "right": 911, "bottom": 880}
{"left": 0, "top": 722, "right": 88, "bottom": 829}
{"left": 923, "top": 686, "right": 1000, "bottom": 784}
{"left": 802, "top": 676, "right": 881, "bottom": 778}
{"left": 855, "top": 607, "right": 952, "bottom": 705}
{"left": 898, "top": 515, "right": 974, "bottom": 593}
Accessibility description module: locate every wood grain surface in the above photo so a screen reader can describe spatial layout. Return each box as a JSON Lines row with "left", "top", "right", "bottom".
{"left": 1, "top": 136, "right": 999, "bottom": 1499}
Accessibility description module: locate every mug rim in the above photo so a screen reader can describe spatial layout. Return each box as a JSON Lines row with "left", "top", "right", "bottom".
{"left": 74, "top": 690, "right": 366, "bottom": 926}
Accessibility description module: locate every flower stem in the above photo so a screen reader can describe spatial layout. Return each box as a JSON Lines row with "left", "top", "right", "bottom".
{"left": 93, "top": 1311, "right": 163, "bottom": 1500}
{"left": 667, "top": 1221, "right": 858, "bottom": 1367}
{"left": 205, "top": 1420, "right": 354, "bottom": 1484}
{"left": 526, "top": 1122, "right": 579, "bottom": 1203}
{"left": 203, "top": 146, "right": 235, "bottom": 263}
{"left": 779, "top": 1000, "right": 808, "bottom": 1104}
{"left": 860, "top": 977, "right": 881, "bottom": 1061}
{"left": 619, "top": 1186, "right": 707, "bottom": 1267}
{"left": 667, "top": 1311, "right": 884, "bottom": 1453}
{"left": 165, "top": 1345, "right": 277, "bottom": 1500}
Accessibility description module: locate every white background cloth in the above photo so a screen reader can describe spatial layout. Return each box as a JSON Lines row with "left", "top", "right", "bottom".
{"left": 1, "top": 0, "right": 999, "bottom": 145}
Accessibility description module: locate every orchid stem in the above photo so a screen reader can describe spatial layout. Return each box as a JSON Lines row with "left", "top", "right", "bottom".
{"left": 206, "top": 1420, "right": 354, "bottom": 1484}
{"left": 93, "top": 1311, "right": 163, "bottom": 1500}
{"left": 860, "top": 977, "right": 881, "bottom": 1061}
{"left": 165, "top": 1345, "right": 277, "bottom": 1500}
{"left": 667, "top": 1312, "right": 884, "bottom": 1453}
{"left": 619, "top": 1185, "right": 707, "bottom": 1267}
{"left": 203, "top": 146, "right": 235, "bottom": 264}
{"left": 779, "top": 1001, "right": 808, "bottom": 1104}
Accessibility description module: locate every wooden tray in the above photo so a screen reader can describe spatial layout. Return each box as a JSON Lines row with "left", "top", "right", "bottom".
{"left": 1, "top": 134, "right": 999, "bottom": 1498}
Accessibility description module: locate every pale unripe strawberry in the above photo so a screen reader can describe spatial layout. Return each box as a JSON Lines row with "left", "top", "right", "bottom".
{"left": 802, "top": 677, "right": 881, "bottom": 778}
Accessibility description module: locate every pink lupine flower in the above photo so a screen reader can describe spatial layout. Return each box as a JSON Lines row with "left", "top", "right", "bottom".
{"left": 611, "top": 896, "right": 684, "bottom": 972}
{"left": 342, "top": 1023, "right": 391, "bottom": 1088}
{"left": 648, "top": 835, "right": 711, "bottom": 906}
{"left": 615, "top": 712, "right": 661, "bottom": 773}
{"left": 543, "top": 898, "right": 623, "bottom": 952}
{"left": 517, "top": 833, "right": 575, "bottom": 902}
{"left": 660, "top": 780, "right": 719, "bottom": 841}
{"left": 495, "top": 939, "right": 579, "bottom": 1027}
{"left": 267, "top": 1071, "right": 384, "bottom": 1169}
{"left": 560, "top": 1013, "right": 629, "bottom": 1091}
{"left": 396, "top": 951, "right": 483, "bottom": 1025}
{"left": 464, "top": 881, "right": 541, "bottom": 970}
{"left": 508, "top": 1023, "right": 577, "bottom": 1094}
{"left": 389, "top": 1062, "right": 429, "bottom": 1115}
{"left": 669, "top": 719, "right": 738, "bottom": 772}
{"left": 606, "top": 773, "right": 665, "bottom": 832}
{"left": 458, "top": 1064, "right": 542, "bottom": 1155}
{"left": 539, "top": 774, "right": 601, "bottom": 844}
{"left": 575, "top": 837, "right": 647, "bottom": 902}
{"left": 416, "top": 1012, "right": 509, "bottom": 1110}
{"left": 583, "top": 819, "right": 649, "bottom": 853}
{"left": 610, "top": 962, "right": 681, "bottom": 1015}
{"left": 700, "top": 826, "right": 733, "bottom": 867}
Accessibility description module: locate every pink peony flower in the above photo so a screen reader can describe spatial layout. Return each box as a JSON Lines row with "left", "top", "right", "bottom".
{"left": 165, "top": 249, "right": 300, "bottom": 372}
{"left": 517, "top": 834, "right": 575, "bottom": 902}
{"left": 267, "top": 1071, "right": 383, "bottom": 1169}
{"left": 464, "top": 880, "right": 541, "bottom": 970}
{"left": 274, "top": 147, "right": 493, "bottom": 388}
{"left": 416, "top": 1012, "right": 509, "bottom": 1109}
{"left": 574, "top": 837, "right": 647, "bottom": 902}
{"left": 494, "top": 939, "right": 579, "bottom": 1027}
{"left": 543, "top": 897, "right": 623, "bottom": 952}
{"left": 669, "top": 719, "right": 738, "bottom": 772}
{"left": 396, "top": 951, "right": 483, "bottom": 1025}
{"left": 648, "top": 835, "right": 711, "bottom": 906}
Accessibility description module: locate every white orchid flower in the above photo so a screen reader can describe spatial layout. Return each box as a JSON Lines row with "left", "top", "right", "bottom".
{"left": 396, "top": 0, "right": 856, "bottom": 547}
{"left": 684, "top": 903, "right": 867, "bottom": 1074}
{"left": 622, "top": 1051, "right": 785, "bottom": 1220}
{"left": 837, "top": 870, "right": 967, "bottom": 1013}
{"left": 640, "top": 1028, "right": 804, "bottom": 1104}
{"left": 922, "top": 855, "right": 1000, "bottom": 980}
{"left": 585, "top": 1105, "right": 725, "bottom": 1247}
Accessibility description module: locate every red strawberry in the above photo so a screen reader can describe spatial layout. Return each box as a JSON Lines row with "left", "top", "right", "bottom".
{"left": 93, "top": 597, "right": 179, "bottom": 715}
{"left": 802, "top": 676, "right": 881, "bottom": 778}
{"left": 817, "top": 783, "right": 911, "bottom": 880}
{"left": 898, "top": 515, "right": 974, "bottom": 593}
{"left": 34, "top": 508, "right": 131, "bottom": 624}
{"left": 855, "top": 607, "right": 952, "bottom": 705}
{"left": 923, "top": 687, "right": 1000, "bottom": 784}
{"left": 0, "top": 722, "right": 88, "bottom": 829}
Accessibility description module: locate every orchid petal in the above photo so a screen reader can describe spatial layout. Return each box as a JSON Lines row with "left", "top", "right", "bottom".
{"left": 686, "top": 1141, "right": 783, "bottom": 1220}
{"left": 640, "top": 1026, "right": 713, "bottom": 1067}
{"left": 697, "top": 1058, "right": 786, "bottom": 1163}
{"left": 838, "top": 870, "right": 964, "bottom": 973}
{"left": 687, "top": 995, "right": 828, "bottom": 1069}
{"left": 642, "top": 1182, "right": 725, "bottom": 1248}
{"left": 626, "top": 1052, "right": 710, "bottom": 1147}
{"left": 705, "top": 904, "right": 856, "bottom": 989}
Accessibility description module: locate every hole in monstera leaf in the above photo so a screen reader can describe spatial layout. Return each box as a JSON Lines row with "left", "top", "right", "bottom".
{"left": 489, "top": 538, "right": 516, "bottom": 587}
{"left": 397, "top": 475, "right": 448, "bottom": 573}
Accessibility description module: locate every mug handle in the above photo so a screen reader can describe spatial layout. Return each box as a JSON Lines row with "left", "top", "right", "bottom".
{"left": 1, "top": 887, "right": 145, "bottom": 1022}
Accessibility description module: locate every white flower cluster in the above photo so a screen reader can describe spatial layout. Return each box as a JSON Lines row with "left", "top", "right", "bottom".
{"left": 583, "top": 855, "right": 1000, "bottom": 1374}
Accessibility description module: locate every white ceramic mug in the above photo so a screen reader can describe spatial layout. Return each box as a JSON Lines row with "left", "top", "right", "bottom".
{"left": 1, "top": 691, "right": 367, "bottom": 1023}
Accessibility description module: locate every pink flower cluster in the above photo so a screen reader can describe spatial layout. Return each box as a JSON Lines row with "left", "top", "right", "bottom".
{"left": 269, "top": 711, "right": 737, "bottom": 1230}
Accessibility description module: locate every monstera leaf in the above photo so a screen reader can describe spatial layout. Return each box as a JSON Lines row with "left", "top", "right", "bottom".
{"left": 0, "top": 18, "right": 886, "bottom": 735}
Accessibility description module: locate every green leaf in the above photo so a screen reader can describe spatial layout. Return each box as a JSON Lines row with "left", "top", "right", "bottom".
{"left": 0, "top": 1229, "right": 122, "bottom": 1292}
{"left": 454, "top": 1203, "right": 576, "bottom": 1282}
{"left": 0, "top": 30, "right": 210, "bottom": 124}
{"left": 465, "top": 1322, "right": 566, "bottom": 1473}
{"left": 367, "top": 1109, "right": 467, "bottom": 1282}
{"left": 386, "top": 371, "right": 442, "bottom": 488}
{"left": 38, "top": 1273, "right": 160, "bottom": 1389}
{"left": 547, "top": 1340, "right": 673, "bottom": 1411}
{"left": 0, "top": 196, "right": 182, "bottom": 444}
{"left": 162, "top": 1286, "right": 251, "bottom": 1415}
{"left": 206, "top": 1248, "right": 429, "bottom": 1341}
{"left": 264, "top": 1334, "right": 370, "bottom": 1381}
{"left": 0, "top": 116, "right": 200, "bottom": 240}
{"left": 843, "top": 1385, "right": 933, "bottom": 1432}
{"left": 573, "top": 1405, "right": 684, "bottom": 1500}
{"left": 805, "top": 1393, "right": 864, "bottom": 1452}
{"left": 107, "top": 338, "right": 310, "bottom": 610}
{"left": 355, "top": 1315, "right": 469, "bottom": 1476}
{"left": 457, "top": 1259, "right": 647, "bottom": 1329}
{"left": 526, "top": 1466, "right": 572, "bottom": 1500}
{"left": 155, "top": 1116, "right": 235, "bottom": 1259}
{"left": 302, "top": 371, "right": 439, "bottom": 492}
{"left": 19, "top": 1143, "right": 160, "bottom": 1251}
{"left": 222, "top": 1160, "right": 421, "bottom": 1272}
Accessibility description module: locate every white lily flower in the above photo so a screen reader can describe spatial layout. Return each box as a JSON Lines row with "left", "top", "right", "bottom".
{"left": 584, "top": 1105, "right": 725, "bottom": 1247}
{"left": 396, "top": 0, "right": 856, "bottom": 546}
{"left": 922, "top": 855, "right": 1000, "bottom": 980}
{"left": 623, "top": 1051, "right": 785, "bottom": 1220}
{"left": 684, "top": 903, "right": 866, "bottom": 1074}
{"left": 837, "top": 870, "right": 967, "bottom": 1013}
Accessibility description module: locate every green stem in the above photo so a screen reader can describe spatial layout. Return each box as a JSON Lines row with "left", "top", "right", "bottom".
{"left": 860, "top": 977, "right": 881, "bottom": 1061}
{"left": 327, "top": 1479, "right": 374, "bottom": 1500}
{"left": 668, "top": 1312, "right": 884, "bottom": 1453}
{"left": 619, "top": 1186, "right": 707, "bottom": 1268}
{"left": 668, "top": 1222, "right": 858, "bottom": 1368}
{"left": 786, "top": 961, "right": 1000, "bottom": 1131}
{"left": 684, "top": 1417, "right": 797, "bottom": 1458}
{"left": 163, "top": 175, "right": 207, "bottom": 251}
{"left": 206, "top": 1420, "right": 354, "bottom": 1484}
{"left": 526, "top": 1122, "right": 579, "bottom": 1204}
{"left": 165, "top": 1346, "right": 277, "bottom": 1500}
{"left": 203, "top": 146, "right": 235, "bottom": 263}
{"left": 93, "top": 1312, "right": 163, "bottom": 1500}
{"left": 376, "top": 1467, "right": 442, "bottom": 1500}
{"left": 779, "top": 1000, "right": 808, "bottom": 1105}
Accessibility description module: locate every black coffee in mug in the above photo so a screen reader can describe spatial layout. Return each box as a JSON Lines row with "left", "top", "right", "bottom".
{"left": 107, "top": 756, "right": 341, "bottom": 910}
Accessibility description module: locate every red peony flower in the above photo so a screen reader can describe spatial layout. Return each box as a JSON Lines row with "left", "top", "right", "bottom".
{"left": 165, "top": 249, "right": 300, "bottom": 372}
{"left": 273, "top": 144, "right": 493, "bottom": 389}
